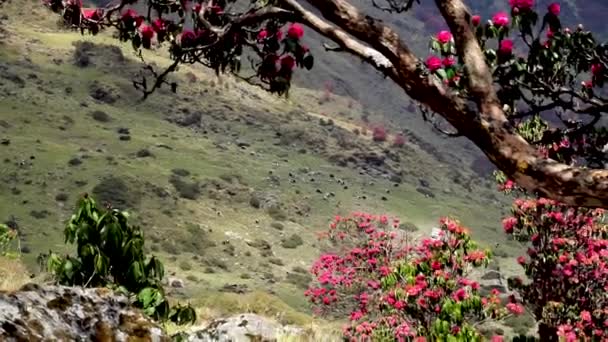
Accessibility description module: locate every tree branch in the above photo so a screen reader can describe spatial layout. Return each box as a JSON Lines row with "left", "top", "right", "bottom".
{"left": 289, "top": 0, "right": 608, "bottom": 207}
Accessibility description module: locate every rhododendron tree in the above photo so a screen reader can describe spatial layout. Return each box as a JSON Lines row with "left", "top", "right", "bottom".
{"left": 501, "top": 198, "right": 608, "bottom": 340}
{"left": 41, "top": 0, "right": 608, "bottom": 207}
{"left": 306, "top": 214, "right": 521, "bottom": 341}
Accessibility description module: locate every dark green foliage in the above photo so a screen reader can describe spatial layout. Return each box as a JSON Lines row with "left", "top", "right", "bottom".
{"left": 169, "top": 175, "right": 200, "bottom": 200}
{"left": 92, "top": 176, "right": 140, "bottom": 209}
{"left": 45, "top": 195, "right": 196, "bottom": 325}
{"left": 286, "top": 272, "right": 312, "bottom": 290}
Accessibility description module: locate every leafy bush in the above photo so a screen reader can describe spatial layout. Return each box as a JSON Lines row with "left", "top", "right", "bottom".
{"left": 306, "top": 213, "right": 520, "bottom": 340}
{"left": 0, "top": 223, "right": 19, "bottom": 257}
{"left": 45, "top": 195, "right": 196, "bottom": 325}
{"left": 281, "top": 234, "right": 304, "bottom": 249}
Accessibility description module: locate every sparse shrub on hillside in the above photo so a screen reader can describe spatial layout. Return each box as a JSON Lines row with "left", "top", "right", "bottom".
{"left": 45, "top": 195, "right": 196, "bottom": 325}
{"left": 306, "top": 213, "right": 517, "bottom": 340}
{"left": 169, "top": 175, "right": 200, "bottom": 200}
{"left": 281, "top": 234, "right": 304, "bottom": 249}
{"left": 392, "top": 133, "right": 406, "bottom": 148}
{"left": 372, "top": 126, "right": 387, "bottom": 142}
{"left": 90, "top": 110, "right": 111, "bottom": 122}
{"left": 92, "top": 176, "right": 140, "bottom": 209}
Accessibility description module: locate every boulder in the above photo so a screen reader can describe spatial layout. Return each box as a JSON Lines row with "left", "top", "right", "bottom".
{"left": 0, "top": 284, "right": 168, "bottom": 341}
{"left": 175, "top": 314, "right": 303, "bottom": 342}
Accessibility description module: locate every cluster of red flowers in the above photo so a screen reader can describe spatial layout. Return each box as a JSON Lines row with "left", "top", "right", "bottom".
{"left": 306, "top": 214, "right": 516, "bottom": 341}
{"left": 256, "top": 23, "right": 311, "bottom": 87}
{"left": 502, "top": 199, "right": 608, "bottom": 340}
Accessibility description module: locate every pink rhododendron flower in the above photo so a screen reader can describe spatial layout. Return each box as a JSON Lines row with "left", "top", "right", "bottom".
{"left": 281, "top": 55, "right": 296, "bottom": 70}
{"left": 287, "top": 23, "right": 304, "bottom": 39}
{"left": 548, "top": 2, "right": 561, "bottom": 16}
{"left": 471, "top": 15, "right": 481, "bottom": 26}
{"left": 436, "top": 30, "right": 452, "bottom": 44}
{"left": 426, "top": 56, "right": 442, "bottom": 72}
{"left": 257, "top": 29, "right": 268, "bottom": 41}
{"left": 509, "top": 0, "right": 534, "bottom": 11}
{"left": 591, "top": 63, "right": 604, "bottom": 77}
{"left": 492, "top": 12, "right": 510, "bottom": 27}
{"left": 499, "top": 39, "right": 514, "bottom": 55}
{"left": 506, "top": 303, "right": 524, "bottom": 315}
{"left": 442, "top": 56, "right": 456, "bottom": 67}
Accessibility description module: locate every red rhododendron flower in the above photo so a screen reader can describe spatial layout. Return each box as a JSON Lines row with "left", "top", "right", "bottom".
{"left": 442, "top": 56, "right": 456, "bottom": 67}
{"left": 492, "top": 12, "right": 510, "bottom": 27}
{"left": 591, "top": 63, "right": 604, "bottom": 77}
{"left": 152, "top": 18, "right": 166, "bottom": 33}
{"left": 426, "top": 56, "right": 442, "bottom": 72}
{"left": 509, "top": 0, "right": 534, "bottom": 11}
{"left": 499, "top": 39, "right": 514, "bottom": 54}
{"left": 287, "top": 23, "right": 304, "bottom": 40}
{"left": 139, "top": 24, "right": 155, "bottom": 39}
{"left": 180, "top": 29, "right": 197, "bottom": 48}
{"left": 471, "top": 15, "right": 481, "bottom": 26}
{"left": 257, "top": 29, "right": 268, "bottom": 41}
{"left": 548, "top": 2, "right": 561, "bottom": 16}
{"left": 506, "top": 303, "right": 525, "bottom": 315}
{"left": 281, "top": 55, "right": 296, "bottom": 70}
{"left": 82, "top": 8, "right": 103, "bottom": 20}
{"left": 436, "top": 30, "right": 452, "bottom": 44}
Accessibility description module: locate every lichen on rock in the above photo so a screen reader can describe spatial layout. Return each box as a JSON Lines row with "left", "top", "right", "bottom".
{"left": 0, "top": 284, "right": 169, "bottom": 341}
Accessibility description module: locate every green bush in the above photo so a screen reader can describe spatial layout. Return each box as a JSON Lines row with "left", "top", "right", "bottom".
{"left": 45, "top": 195, "right": 196, "bottom": 325}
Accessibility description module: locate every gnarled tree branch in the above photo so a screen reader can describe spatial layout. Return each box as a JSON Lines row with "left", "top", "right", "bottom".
{"left": 283, "top": 0, "right": 608, "bottom": 207}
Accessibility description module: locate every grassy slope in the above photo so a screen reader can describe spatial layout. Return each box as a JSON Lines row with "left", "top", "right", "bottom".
{"left": 0, "top": 0, "right": 523, "bottom": 332}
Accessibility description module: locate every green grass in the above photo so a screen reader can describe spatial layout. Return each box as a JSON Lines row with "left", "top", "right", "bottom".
{"left": 0, "top": 0, "right": 523, "bottom": 331}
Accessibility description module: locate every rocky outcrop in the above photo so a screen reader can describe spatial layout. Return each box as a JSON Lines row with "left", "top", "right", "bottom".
{"left": 174, "top": 314, "right": 304, "bottom": 342}
{"left": 0, "top": 284, "right": 168, "bottom": 341}
{"left": 0, "top": 285, "right": 307, "bottom": 342}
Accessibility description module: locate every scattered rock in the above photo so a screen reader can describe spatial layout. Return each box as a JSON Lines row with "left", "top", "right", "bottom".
{"left": 89, "top": 81, "right": 119, "bottom": 104}
{"left": 416, "top": 187, "right": 435, "bottom": 198}
{"left": 135, "top": 148, "right": 153, "bottom": 158}
{"left": 55, "top": 193, "right": 68, "bottom": 202}
{"left": 168, "top": 277, "right": 185, "bottom": 288}
{"left": 174, "top": 314, "right": 303, "bottom": 342}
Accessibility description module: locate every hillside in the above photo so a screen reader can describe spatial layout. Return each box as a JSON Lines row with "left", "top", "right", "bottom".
{"left": 0, "top": 0, "right": 531, "bottom": 334}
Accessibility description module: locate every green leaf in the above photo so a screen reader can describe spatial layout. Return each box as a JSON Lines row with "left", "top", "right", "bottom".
{"left": 94, "top": 253, "right": 108, "bottom": 276}
{"left": 436, "top": 68, "right": 447, "bottom": 80}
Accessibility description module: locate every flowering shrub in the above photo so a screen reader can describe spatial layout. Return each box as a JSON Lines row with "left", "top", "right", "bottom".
{"left": 503, "top": 199, "right": 608, "bottom": 340}
{"left": 43, "top": 0, "right": 314, "bottom": 98}
{"left": 306, "top": 214, "right": 520, "bottom": 341}
{"left": 423, "top": 3, "right": 608, "bottom": 339}
{"left": 393, "top": 134, "right": 406, "bottom": 148}
{"left": 372, "top": 126, "right": 388, "bottom": 142}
